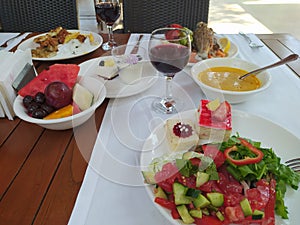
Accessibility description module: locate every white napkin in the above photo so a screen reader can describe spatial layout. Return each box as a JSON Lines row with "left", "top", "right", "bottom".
{"left": 0, "top": 49, "right": 34, "bottom": 120}
{"left": 0, "top": 33, "right": 20, "bottom": 45}
{"left": 0, "top": 33, "right": 31, "bottom": 52}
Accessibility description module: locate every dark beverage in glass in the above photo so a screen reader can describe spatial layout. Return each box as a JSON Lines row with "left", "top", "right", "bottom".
{"left": 149, "top": 44, "right": 190, "bottom": 77}
{"left": 95, "top": 2, "right": 120, "bottom": 26}
{"left": 148, "top": 27, "right": 191, "bottom": 114}
{"left": 94, "top": 0, "right": 120, "bottom": 51}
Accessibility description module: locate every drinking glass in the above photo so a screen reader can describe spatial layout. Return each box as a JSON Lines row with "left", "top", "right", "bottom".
{"left": 94, "top": 0, "right": 120, "bottom": 51}
{"left": 148, "top": 27, "right": 191, "bottom": 114}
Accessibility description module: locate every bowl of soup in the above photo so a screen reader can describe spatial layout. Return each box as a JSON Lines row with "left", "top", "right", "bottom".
{"left": 190, "top": 58, "right": 271, "bottom": 104}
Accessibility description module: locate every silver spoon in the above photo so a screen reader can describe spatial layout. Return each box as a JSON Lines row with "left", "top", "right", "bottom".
{"left": 239, "top": 32, "right": 264, "bottom": 48}
{"left": 239, "top": 54, "right": 299, "bottom": 79}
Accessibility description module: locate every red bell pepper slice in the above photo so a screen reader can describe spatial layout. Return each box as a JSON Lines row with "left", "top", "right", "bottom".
{"left": 224, "top": 138, "right": 264, "bottom": 166}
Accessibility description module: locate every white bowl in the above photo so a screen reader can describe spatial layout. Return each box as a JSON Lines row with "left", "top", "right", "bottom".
{"left": 13, "top": 76, "right": 106, "bottom": 130}
{"left": 190, "top": 58, "right": 271, "bottom": 104}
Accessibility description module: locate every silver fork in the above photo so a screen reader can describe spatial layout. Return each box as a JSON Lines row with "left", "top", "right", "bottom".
{"left": 285, "top": 158, "right": 300, "bottom": 172}
{"left": 239, "top": 32, "right": 264, "bottom": 48}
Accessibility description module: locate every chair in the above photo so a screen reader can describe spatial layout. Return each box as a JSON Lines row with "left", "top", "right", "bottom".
{"left": 122, "top": 0, "right": 210, "bottom": 33}
{"left": 0, "top": 0, "right": 79, "bottom": 32}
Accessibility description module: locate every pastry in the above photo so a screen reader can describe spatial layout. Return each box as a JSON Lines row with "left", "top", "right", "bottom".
{"left": 197, "top": 99, "right": 232, "bottom": 142}
{"left": 165, "top": 119, "right": 199, "bottom": 152}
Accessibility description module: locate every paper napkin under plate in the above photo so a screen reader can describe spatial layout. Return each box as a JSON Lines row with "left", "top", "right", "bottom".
{"left": 0, "top": 49, "right": 36, "bottom": 120}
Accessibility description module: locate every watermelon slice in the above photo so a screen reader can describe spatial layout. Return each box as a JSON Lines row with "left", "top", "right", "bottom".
{"left": 18, "top": 64, "right": 80, "bottom": 97}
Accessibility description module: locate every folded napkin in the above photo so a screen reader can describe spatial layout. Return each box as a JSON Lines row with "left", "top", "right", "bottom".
{"left": 0, "top": 33, "right": 31, "bottom": 52}
{"left": 0, "top": 49, "right": 35, "bottom": 120}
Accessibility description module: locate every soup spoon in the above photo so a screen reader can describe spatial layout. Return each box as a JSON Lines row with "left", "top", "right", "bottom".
{"left": 239, "top": 53, "right": 299, "bottom": 79}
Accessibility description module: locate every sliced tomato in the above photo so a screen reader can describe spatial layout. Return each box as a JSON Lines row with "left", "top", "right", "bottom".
{"left": 171, "top": 208, "right": 181, "bottom": 219}
{"left": 224, "top": 193, "right": 244, "bottom": 207}
{"left": 217, "top": 171, "right": 243, "bottom": 194}
{"left": 154, "top": 197, "right": 176, "bottom": 210}
{"left": 154, "top": 162, "right": 179, "bottom": 183}
{"left": 225, "top": 205, "right": 245, "bottom": 222}
{"left": 198, "top": 180, "right": 222, "bottom": 193}
{"left": 190, "top": 157, "right": 201, "bottom": 167}
{"left": 165, "top": 30, "right": 181, "bottom": 40}
{"left": 155, "top": 162, "right": 181, "bottom": 193}
{"left": 194, "top": 216, "right": 223, "bottom": 225}
{"left": 264, "top": 179, "right": 276, "bottom": 225}
{"left": 246, "top": 179, "right": 270, "bottom": 211}
{"left": 202, "top": 144, "right": 226, "bottom": 167}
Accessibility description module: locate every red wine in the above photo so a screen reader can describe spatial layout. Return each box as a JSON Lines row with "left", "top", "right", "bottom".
{"left": 149, "top": 44, "right": 190, "bottom": 76}
{"left": 95, "top": 2, "right": 120, "bottom": 26}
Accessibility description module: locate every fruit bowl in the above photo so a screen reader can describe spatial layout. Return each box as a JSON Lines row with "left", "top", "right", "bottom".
{"left": 190, "top": 58, "right": 271, "bottom": 104}
{"left": 13, "top": 76, "right": 106, "bottom": 130}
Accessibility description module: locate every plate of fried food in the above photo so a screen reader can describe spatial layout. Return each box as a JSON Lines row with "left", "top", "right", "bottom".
{"left": 18, "top": 27, "right": 103, "bottom": 61}
{"left": 188, "top": 22, "right": 239, "bottom": 66}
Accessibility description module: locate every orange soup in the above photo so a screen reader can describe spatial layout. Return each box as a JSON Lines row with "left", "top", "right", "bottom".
{"left": 198, "top": 67, "right": 261, "bottom": 91}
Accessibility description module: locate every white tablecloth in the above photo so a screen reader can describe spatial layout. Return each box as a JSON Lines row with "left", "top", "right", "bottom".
{"left": 68, "top": 34, "right": 300, "bottom": 225}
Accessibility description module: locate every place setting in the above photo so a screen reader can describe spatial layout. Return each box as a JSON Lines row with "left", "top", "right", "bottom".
{"left": 68, "top": 22, "right": 300, "bottom": 225}
{"left": 1, "top": 2, "right": 300, "bottom": 224}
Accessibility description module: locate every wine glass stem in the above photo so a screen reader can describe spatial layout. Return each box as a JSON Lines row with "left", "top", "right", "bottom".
{"left": 107, "top": 25, "right": 115, "bottom": 45}
{"left": 165, "top": 76, "right": 173, "bottom": 101}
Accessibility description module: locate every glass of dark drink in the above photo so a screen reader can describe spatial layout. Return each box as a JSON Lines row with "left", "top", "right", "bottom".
{"left": 149, "top": 27, "right": 191, "bottom": 114}
{"left": 94, "top": 0, "right": 120, "bottom": 50}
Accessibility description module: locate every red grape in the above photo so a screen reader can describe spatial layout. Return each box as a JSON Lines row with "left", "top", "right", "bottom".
{"left": 44, "top": 82, "right": 72, "bottom": 109}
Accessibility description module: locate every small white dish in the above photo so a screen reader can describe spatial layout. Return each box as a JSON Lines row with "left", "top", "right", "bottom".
{"left": 13, "top": 76, "right": 106, "bottom": 130}
{"left": 79, "top": 57, "right": 158, "bottom": 98}
{"left": 17, "top": 30, "right": 103, "bottom": 61}
{"left": 190, "top": 57, "right": 271, "bottom": 104}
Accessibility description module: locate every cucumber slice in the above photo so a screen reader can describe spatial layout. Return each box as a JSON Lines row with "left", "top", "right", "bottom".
{"left": 252, "top": 209, "right": 265, "bottom": 220}
{"left": 207, "top": 192, "right": 224, "bottom": 207}
{"left": 216, "top": 211, "right": 225, "bottom": 221}
{"left": 193, "top": 193, "right": 210, "bottom": 208}
{"left": 240, "top": 198, "right": 252, "bottom": 217}
{"left": 196, "top": 171, "right": 210, "bottom": 187}
{"left": 189, "top": 209, "right": 202, "bottom": 218}
{"left": 154, "top": 186, "right": 167, "bottom": 199}
{"left": 141, "top": 171, "right": 156, "bottom": 184}
{"left": 177, "top": 205, "right": 195, "bottom": 224}
{"left": 173, "top": 182, "right": 192, "bottom": 205}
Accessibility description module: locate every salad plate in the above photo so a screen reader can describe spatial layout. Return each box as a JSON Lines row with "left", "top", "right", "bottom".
{"left": 79, "top": 57, "right": 158, "bottom": 98}
{"left": 187, "top": 37, "right": 239, "bottom": 67}
{"left": 140, "top": 109, "right": 299, "bottom": 225}
{"left": 17, "top": 30, "right": 103, "bottom": 61}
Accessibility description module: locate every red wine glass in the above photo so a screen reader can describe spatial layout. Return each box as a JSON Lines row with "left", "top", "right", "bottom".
{"left": 148, "top": 27, "right": 191, "bottom": 114}
{"left": 95, "top": 0, "right": 120, "bottom": 50}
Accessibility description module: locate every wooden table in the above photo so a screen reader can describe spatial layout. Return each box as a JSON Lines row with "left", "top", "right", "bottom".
{"left": 0, "top": 33, "right": 299, "bottom": 225}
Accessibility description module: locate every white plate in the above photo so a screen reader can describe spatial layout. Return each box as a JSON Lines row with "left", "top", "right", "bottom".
{"left": 79, "top": 57, "right": 158, "bottom": 98}
{"left": 17, "top": 30, "right": 103, "bottom": 61}
{"left": 140, "top": 109, "right": 300, "bottom": 225}
{"left": 187, "top": 37, "right": 239, "bottom": 66}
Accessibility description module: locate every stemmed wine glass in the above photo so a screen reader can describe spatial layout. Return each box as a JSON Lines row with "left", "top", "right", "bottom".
{"left": 94, "top": 0, "right": 120, "bottom": 51}
{"left": 148, "top": 27, "right": 191, "bottom": 114}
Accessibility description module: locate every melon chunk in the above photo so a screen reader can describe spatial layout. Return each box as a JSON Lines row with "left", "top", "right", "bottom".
{"left": 72, "top": 83, "right": 94, "bottom": 111}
